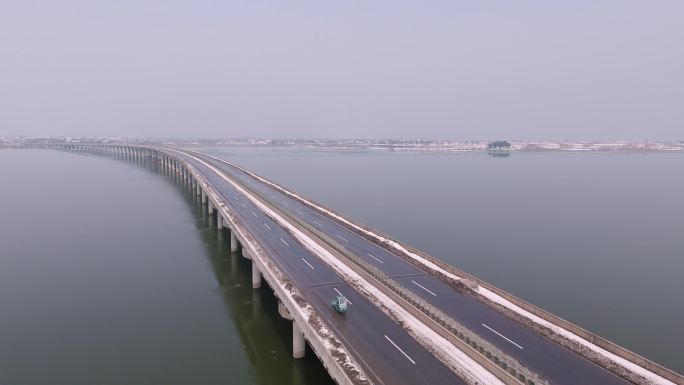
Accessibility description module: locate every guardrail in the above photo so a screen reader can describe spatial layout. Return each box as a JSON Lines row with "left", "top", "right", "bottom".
{"left": 196, "top": 153, "right": 548, "bottom": 385}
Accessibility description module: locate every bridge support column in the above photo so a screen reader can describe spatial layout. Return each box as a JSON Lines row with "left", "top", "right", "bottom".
{"left": 230, "top": 231, "right": 238, "bottom": 252}
{"left": 292, "top": 322, "right": 305, "bottom": 359}
{"left": 196, "top": 183, "right": 201, "bottom": 196}
{"left": 242, "top": 249, "right": 251, "bottom": 260}
{"left": 278, "top": 301, "right": 292, "bottom": 320}
{"left": 208, "top": 201, "right": 215, "bottom": 215}
{"left": 217, "top": 215, "right": 224, "bottom": 230}
{"left": 252, "top": 262, "right": 261, "bottom": 289}
{"left": 201, "top": 190, "right": 207, "bottom": 205}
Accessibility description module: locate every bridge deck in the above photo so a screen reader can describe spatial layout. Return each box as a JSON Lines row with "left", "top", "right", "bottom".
{"left": 185, "top": 150, "right": 631, "bottom": 385}
{"left": 175, "top": 150, "right": 464, "bottom": 385}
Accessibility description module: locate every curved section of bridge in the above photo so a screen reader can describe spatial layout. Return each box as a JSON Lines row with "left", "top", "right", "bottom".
{"left": 54, "top": 144, "right": 683, "bottom": 385}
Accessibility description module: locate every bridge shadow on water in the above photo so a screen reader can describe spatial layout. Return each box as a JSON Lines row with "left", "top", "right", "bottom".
{"left": 124, "top": 155, "right": 335, "bottom": 385}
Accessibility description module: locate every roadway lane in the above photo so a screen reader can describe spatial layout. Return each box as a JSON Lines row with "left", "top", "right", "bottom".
{"left": 174, "top": 152, "right": 465, "bottom": 385}
{"left": 192, "top": 151, "right": 631, "bottom": 385}
{"left": 307, "top": 283, "right": 461, "bottom": 385}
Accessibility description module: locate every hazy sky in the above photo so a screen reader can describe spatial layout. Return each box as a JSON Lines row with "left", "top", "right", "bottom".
{"left": 1, "top": 1, "right": 682, "bottom": 140}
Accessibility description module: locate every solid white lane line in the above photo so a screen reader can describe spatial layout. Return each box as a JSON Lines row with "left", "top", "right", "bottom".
{"left": 336, "top": 234, "right": 349, "bottom": 242}
{"left": 296, "top": 209, "right": 304, "bottom": 215}
{"left": 251, "top": 211, "right": 258, "bottom": 218}
{"left": 384, "top": 335, "right": 416, "bottom": 365}
{"left": 367, "top": 253, "right": 384, "bottom": 264}
{"left": 280, "top": 238, "right": 290, "bottom": 247}
{"left": 301, "top": 258, "right": 315, "bottom": 270}
{"left": 411, "top": 280, "right": 437, "bottom": 297}
{"left": 241, "top": 203, "right": 247, "bottom": 208}
{"left": 313, "top": 220, "right": 322, "bottom": 227}
{"left": 264, "top": 223, "right": 272, "bottom": 231}
{"left": 333, "top": 288, "right": 352, "bottom": 304}
{"left": 481, "top": 323, "right": 524, "bottom": 350}
{"left": 282, "top": 201, "right": 289, "bottom": 206}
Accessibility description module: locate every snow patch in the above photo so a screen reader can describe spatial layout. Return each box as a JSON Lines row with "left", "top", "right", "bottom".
{"left": 477, "top": 287, "right": 675, "bottom": 385}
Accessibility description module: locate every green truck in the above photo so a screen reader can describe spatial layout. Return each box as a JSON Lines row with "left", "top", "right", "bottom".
{"left": 331, "top": 294, "right": 349, "bottom": 314}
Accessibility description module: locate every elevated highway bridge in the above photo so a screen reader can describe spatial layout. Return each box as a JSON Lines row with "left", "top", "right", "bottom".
{"left": 52, "top": 144, "right": 682, "bottom": 385}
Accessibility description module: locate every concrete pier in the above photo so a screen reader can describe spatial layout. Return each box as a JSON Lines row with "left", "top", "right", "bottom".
{"left": 252, "top": 262, "right": 261, "bottom": 289}
{"left": 218, "top": 215, "right": 224, "bottom": 230}
{"left": 279, "top": 300, "right": 292, "bottom": 320}
{"left": 293, "top": 322, "right": 306, "bottom": 359}
{"left": 208, "top": 201, "right": 215, "bottom": 215}
{"left": 201, "top": 190, "right": 207, "bottom": 204}
{"left": 230, "top": 231, "right": 238, "bottom": 252}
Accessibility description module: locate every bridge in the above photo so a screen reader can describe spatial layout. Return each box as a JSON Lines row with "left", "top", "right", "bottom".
{"left": 53, "top": 144, "right": 682, "bottom": 385}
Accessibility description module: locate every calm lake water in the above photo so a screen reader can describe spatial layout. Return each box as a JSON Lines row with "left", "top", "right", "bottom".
{"left": 0, "top": 147, "right": 682, "bottom": 383}
{"left": 0, "top": 149, "right": 333, "bottom": 385}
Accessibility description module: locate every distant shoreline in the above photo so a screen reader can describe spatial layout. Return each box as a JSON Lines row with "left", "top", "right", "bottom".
{"left": 2, "top": 138, "right": 683, "bottom": 153}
